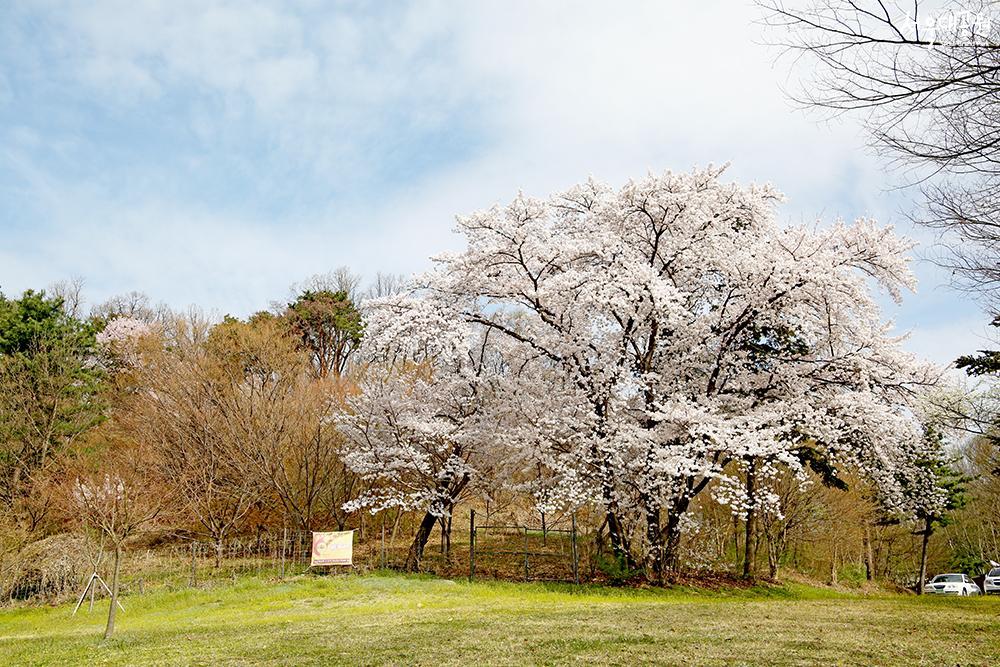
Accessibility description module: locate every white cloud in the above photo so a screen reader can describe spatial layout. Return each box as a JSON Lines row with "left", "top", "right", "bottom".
{"left": 899, "top": 317, "right": 997, "bottom": 369}
{"left": 80, "top": 56, "right": 161, "bottom": 99}
{"left": 2, "top": 0, "right": 988, "bottom": 367}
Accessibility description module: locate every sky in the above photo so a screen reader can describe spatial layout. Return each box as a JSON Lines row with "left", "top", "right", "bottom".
{"left": 0, "top": 0, "right": 991, "bottom": 367}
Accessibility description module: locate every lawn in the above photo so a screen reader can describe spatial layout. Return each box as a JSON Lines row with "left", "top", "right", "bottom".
{"left": 1, "top": 573, "right": 998, "bottom": 666}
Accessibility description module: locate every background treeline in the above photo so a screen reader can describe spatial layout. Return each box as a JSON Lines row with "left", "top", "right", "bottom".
{"left": 1, "top": 269, "right": 994, "bottom": 608}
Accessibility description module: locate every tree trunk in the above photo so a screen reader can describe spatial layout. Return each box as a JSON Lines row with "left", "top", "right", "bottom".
{"left": 766, "top": 525, "right": 784, "bottom": 580}
{"left": 104, "top": 546, "right": 122, "bottom": 640}
{"left": 404, "top": 511, "right": 439, "bottom": 572}
{"left": 215, "top": 537, "right": 223, "bottom": 569}
{"left": 662, "top": 497, "right": 691, "bottom": 572}
{"left": 596, "top": 442, "right": 633, "bottom": 569}
{"left": 732, "top": 514, "right": 741, "bottom": 570}
{"left": 439, "top": 516, "right": 447, "bottom": 555}
{"left": 390, "top": 508, "right": 402, "bottom": 548}
{"left": 862, "top": 523, "right": 874, "bottom": 581}
{"left": 606, "top": 511, "right": 635, "bottom": 569}
{"left": 917, "top": 517, "right": 932, "bottom": 595}
{"left": 644, "top": 503, "right": 663, "bottom": 583}
{"left": 445, "top": 514, "right": 452, "bottom": 558}
{"left": 742, "top": 458, "right": 757, "bottom": 579}
{"left": 767, "top": 541, "right": 779, "bottom": 580}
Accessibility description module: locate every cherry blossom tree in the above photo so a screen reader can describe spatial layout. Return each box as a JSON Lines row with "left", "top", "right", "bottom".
{"left": 340, "top": 300, "right": 527, "bottom": 570}
{"left": 351, "top": 166, "right": 941, "bottom": 578}
{"left": 887, "top": 422, "right": 968, "bottom": 593}
{"left": 69, "top": 451, "right": 163, "bottom": 639}
{"left": 96, "top": 316, "right": 153, "bottom": 370}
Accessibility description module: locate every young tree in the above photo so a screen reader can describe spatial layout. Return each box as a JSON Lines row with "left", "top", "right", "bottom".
{"left": 756, "top": 471, "right": 830, "bottom": 580}
{"left": 68, "top": 447, "right": 163, "bottom": 639}
{"left": 895, "top": 427, "right": 967, "bottom": 593}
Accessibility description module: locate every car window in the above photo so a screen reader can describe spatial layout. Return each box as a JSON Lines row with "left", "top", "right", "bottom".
{"left": 932, "top": 574, "right": 963, "bottom": 583}
{"left": 989, "top": 568, "right": 1000, "bottom": 577}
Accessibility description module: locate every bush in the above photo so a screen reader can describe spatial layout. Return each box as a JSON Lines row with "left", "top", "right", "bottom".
{"left": 947, "top": 549, "right": 988, "bottom": 578}
{"left": 1, "top": 533, "right": 89, "bottom": 604}
{"left": 595, "top": 553, "right": 640, "bottom": 586}
{"left": 837, "top": 563, "right": 868, "bottom": 587}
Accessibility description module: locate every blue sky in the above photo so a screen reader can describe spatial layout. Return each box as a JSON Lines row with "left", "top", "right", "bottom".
{"left": 0, "top": 0, "right": 990, "bottom": 367}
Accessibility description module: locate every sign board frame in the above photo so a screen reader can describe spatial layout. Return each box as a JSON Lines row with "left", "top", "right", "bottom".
{"left": 310, "top": 530, "right": 354, "bottom": 567}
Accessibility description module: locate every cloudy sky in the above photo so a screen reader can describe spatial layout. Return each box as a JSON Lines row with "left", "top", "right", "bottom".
{"left": 0, "top": 0, "right": 989, "bottom": 366}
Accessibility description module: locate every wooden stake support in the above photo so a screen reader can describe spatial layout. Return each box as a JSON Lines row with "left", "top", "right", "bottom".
{"left": 72, "top": 572, "right": 125, "bottom": 615}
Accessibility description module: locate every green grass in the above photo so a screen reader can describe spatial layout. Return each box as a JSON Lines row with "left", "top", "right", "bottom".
{"left": 2, "top": 572, "right": 998, "bottom": 666}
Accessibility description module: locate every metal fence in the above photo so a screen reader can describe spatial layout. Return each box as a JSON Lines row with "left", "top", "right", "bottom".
{"left": 3, "top": 515, "right": 593, "bottom": 609}
{"left": 468, "top": 510, "right": 579, "bottom": 583}
{"left": 3, "top": 530, "right": 322, "bottom": 608}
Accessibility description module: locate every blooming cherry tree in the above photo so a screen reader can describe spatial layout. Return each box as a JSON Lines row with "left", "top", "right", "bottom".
{"left": 96, "top": 316, "right": 153, "bottom": 369}
{"left": 70, "top": 457, "right": 163, "bottom": 639}
{"left": 351, "top": 166, "right": 942, "bottom": 577}
{"left": 340, "top": 301, "right": 530, "bottom": 569}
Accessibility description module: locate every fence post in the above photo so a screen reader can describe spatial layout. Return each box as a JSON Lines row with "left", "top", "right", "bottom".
{"left": 281, "top": 527, "right": 287, "bottom": 579}
{"left": 468, "top": 509, "right": 475, "bottom": 581}
{"left": 256, "top": 535, "right": 262, "bottom": 577}
{"left": 189, "top": 543, "right": 197, "bottom": 587}
{"left": 381, "top": 518, "right": 387, "bottom": 570}
{"left": 571, "top": 513, "right": 579, "bottom": 585}
{"left": 523, "top": 526, "right": 529, "bottom": 581}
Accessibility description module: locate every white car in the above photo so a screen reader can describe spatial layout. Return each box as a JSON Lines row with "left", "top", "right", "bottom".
{"left": 984, "top": 568, "right": 1000, "bottom": 595}
{"left": 923, "top": 573, "right": 981, "bottom": 596}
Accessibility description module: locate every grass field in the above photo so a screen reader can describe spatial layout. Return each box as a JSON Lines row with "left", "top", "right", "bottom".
{"left": 2, "top": 573, "right": 999, "bottom": 666}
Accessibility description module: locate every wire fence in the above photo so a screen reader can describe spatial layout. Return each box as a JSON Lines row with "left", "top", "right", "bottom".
{"left": 2, "top": 516, "right": 597, "bottom": 609}
{"left": 469, "top": 510, "right": 579, "bottom": 583}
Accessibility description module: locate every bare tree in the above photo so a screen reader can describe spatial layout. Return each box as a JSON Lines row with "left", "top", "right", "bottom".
{"left": 364, "top": 272, "right": 407, "bottom": 301}
{"left": 286, "top": 268, "right": 363, "bottom": 305}
{"left": 230, "top": 378, "right": 347, "bottom": 532}
{"left": 48, "top": 277, "right": 87, "bottom": 319}
{"left": 91, "top": 291, "right": 159, "bottom": 323}
{"left": 760, "top": 0, "right": 1000, "bottom": 307}
{"left": 202, "top": 317, "right": 353, "bottom": 531}
{"left": 120, "top": 331, "right": 261, "bottom": 566}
